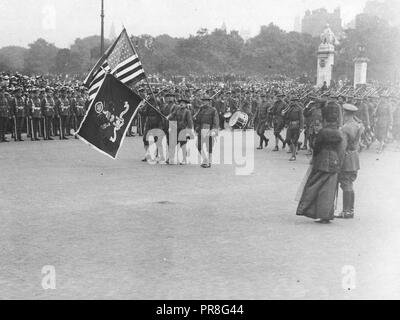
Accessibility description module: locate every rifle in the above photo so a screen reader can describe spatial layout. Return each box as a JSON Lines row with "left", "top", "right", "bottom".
{"left": 13, "top": 116, "right": 17, "bottom": 141}
{"left": 59, "top": 116, "right": 63, "bottom": 140}
{"left": 43, "top": 116, "right": 47, "bottom": 140}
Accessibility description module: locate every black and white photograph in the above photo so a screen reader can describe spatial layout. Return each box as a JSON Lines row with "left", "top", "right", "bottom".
{"left": 1, "top": 0, "right": 400, "bottom": 304}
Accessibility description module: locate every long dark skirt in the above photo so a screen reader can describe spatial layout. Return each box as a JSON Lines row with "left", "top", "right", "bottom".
{"left": 296, "top": 170, "right": 338, "bottom": 221}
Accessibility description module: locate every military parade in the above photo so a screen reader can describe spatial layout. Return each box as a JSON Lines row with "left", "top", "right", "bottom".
{"left": 2, "top": 0, "right": 400, "bottom": 302}
{"left": 1, "top": 72, "right": 399, "bottom": 158}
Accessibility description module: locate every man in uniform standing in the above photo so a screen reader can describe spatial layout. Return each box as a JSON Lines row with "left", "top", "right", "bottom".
{"left": 284, "top": 97, "right": 304, "bottom": 161}
{"left": 55, "top": 88, "right": 71, "bottom": 140}
{"left": 73, "top": 89, "right": 87, "bottom": 139}
{"left": 27, "top": 88, "right": 42, "bottom": 141}
{"left": 42, "top": 87, "right": 56, "bottom": 140}
{"left": 336, "top": 104, "right": 363, "bottom": 219}
{"left": 194, "top": 96, "right": 219, "bottom": 168}
{"left": 0, "top": 87, "right": 11, "bottom": 142}
{"left": 12, "top": 88, "right": 27, "bottom": 142}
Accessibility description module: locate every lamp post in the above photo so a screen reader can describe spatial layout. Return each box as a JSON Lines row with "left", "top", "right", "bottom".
{"left": 101, "top": 0, "right": 105, "bottom": 55}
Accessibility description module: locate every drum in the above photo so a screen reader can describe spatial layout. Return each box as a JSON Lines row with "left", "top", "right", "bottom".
{"left": 229, "top": 111, "right": 249, "bottom": 130}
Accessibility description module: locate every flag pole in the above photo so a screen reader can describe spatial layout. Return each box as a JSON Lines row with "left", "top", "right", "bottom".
{"left": 125, "top": 29, "right": 162, "bottom": 110}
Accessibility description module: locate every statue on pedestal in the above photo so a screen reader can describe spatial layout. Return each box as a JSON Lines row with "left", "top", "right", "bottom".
{"left": 316, "top": 25, "right": 336, "bottom": 87}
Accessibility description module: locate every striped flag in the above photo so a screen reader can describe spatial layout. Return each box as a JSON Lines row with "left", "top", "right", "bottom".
{"left": 84, "top": 28, "right": 146, "bottom": 101}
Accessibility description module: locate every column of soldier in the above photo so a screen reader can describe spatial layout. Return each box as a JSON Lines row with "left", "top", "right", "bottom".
{"left": 0, "top": 74, "right": 90, "bottom": 143}
{"left": 137, "top": 82, "right": 400, "bottom": 167}
{"left": 1, "top": 73, "right": 400, "bottom": 162}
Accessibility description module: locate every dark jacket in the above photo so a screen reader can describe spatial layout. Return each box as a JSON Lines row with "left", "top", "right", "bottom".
{"left": 312, "top": 126, "right": 345, "bottom": 173}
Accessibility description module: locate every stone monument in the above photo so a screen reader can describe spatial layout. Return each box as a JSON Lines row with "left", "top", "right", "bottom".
{"left": 354, "top": 46, "right": 369, "bottom": 88}
{"left": 316, "top": 24, "right": 336, "bottom": 88}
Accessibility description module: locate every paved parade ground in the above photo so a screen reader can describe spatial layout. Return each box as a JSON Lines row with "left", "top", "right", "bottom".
{"left": 1, "top": 130, "right": 400, "bottom": 300}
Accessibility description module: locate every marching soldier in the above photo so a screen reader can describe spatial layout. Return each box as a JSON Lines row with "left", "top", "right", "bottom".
{"left": 336, "top": 104, "right": 363, "bottom": 219}
{"left": 213, "top": 92, "right": 226, "bottom": 130}
{"left": 270, "top": 93, "right": 287, "bottom": 151}
{"left": 284, "top": 97, "right": 304, "bottom": 161}
{"left": 0, "top": 87, "right": 11, "bottom": 142}
{"left": 305, "top": 98, "right": 323, "bottom": 155}
{"left": 27, "top": 88, "right": 42, "bottom": 141}
{"left": 140, "top": 97, "right": 164, "bottom": 162}
{"left": 12, "top": 88, "right": 27, "bottom": 142}
{"left": 194, "top": 96, "right": 219, "bottom": 168}
{"left": 241, "top": 91, "right": 253, "bottom": 129}
{"left": 161, "top": 93, "right": 178, "bottom": 159}
{"left": 302, "top": 98, "right": 313, "bottom": 151}
{"left": 167, "top": 98, "right": 194, "bottom": 165}
{"left": 254, "top": 93, "right": 270, "bottom": 150}
{"left": 375, "top": 95, "right": 393, "bottom": 153}
{"left": 41, "top": 87, "right": 56, "bottom": 140}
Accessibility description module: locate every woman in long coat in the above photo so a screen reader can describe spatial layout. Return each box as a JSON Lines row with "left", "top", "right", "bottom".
{"left": 296, "top": 102, "right": 345, "bottom": 224}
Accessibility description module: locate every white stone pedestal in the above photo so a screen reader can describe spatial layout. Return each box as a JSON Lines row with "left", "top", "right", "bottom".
{"left": 317, "top": 44, "right": 335, "bottom": 88}
{"left": 354, "top": 57, "right": 369, "bottom": 88}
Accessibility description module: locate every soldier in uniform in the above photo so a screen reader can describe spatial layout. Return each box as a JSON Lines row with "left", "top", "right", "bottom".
{"left": 305, "top": 98, "right": 324, "bottom": 155}
{"left": 12, "top": 88, "right": 27, "bottom": 142}
{"left": 73, "top": 90, "right": 87, "bottom": 139}
{"left": 55, "top": 88, "right": 71, "bottom": 140}
{"left": 41, "top": 87, "right": 56, "bottom": 140}
{"left": 140, "top": 97, "right": 164, "bottom": 162}
{"left": 167, "top": 98, "right": 194, "bottom": 165}
{"left": 284, "top": 97, "right": 304, "bottom": 161}
{"left": 241, "top": 91, "right": 253, "bottom": 129}
{"left": 0, "top": 86, "right": 11, "bottom": 142}
{"left": 336, "top": 104, "right": 363, "bottom": 219}
{"left": 161, "top": 93, "right": 177, "bottom": 161}
{"left": 194, "top": 96, "right": 219, "bottom": 168}
{"left": 254, "top": 93, "right": 270, "bottom": 150}
{"left": 213, "top": 92, "right": 226, "bottom": 130}
{"left": 27, "top": 88, "right": 42, "bottom": 141}
{"left": 375, "top": 95, "right": 393, "bottom": 153}
{"left": 302, "top": 98, "right": 314, "bottom": 151}
{"left": 270, "top": 93, "right": 287, "bottom": 151}
{"left": 355, "top": 97, "right": 371, "bottom": 150}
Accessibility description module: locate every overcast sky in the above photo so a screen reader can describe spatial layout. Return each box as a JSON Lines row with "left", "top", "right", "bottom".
{"left": 0, "top": 0, "right": 369, "bottom": 48}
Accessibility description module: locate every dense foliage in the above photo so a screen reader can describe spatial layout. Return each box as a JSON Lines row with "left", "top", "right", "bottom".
{"left": 1, "top": 17, "right": 399, "bottom": 83}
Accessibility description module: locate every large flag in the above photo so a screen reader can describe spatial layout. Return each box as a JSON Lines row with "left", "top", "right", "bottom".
{"left": 84, "top": 28, "right": 146, "bottom": 101}
{"left": 77, "top": 73, "right": 144, "bottom": 159}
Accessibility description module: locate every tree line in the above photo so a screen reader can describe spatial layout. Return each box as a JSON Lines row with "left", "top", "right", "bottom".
{"left": 0, "top": 14, "right": 399, "bottom": 83}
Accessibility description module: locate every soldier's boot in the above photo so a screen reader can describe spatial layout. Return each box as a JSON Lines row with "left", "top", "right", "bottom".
{"left": 289, "top": 144, "right": 296, "bottom": 161}
{"left": 297, "top": 142, "right": 302, "bottom": 152}
{"left": 279, "top": 135, "right": 286, "bottom": 149}
{"left": 301, "top": 139, "right": 308, "bottom": 150}
{"left": 142, "top": 146, "right": 149, "bottom": 162}
{"left": 273, "top": 137, "right": 279, "bottom": 151}
{"left": 263, "top": 136, "right": 269, "bottom": 148}
{"left": 287, "top": 142, "right": 292, "bottom": 153}
{"left": 345, "top": 191, "right": 355, "bottom": 219}
{"left": 257, "top": 137, "right": 263, "bottom": 149}
{"left": 336, "top": 191, "right": 351, "bottom": 219}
